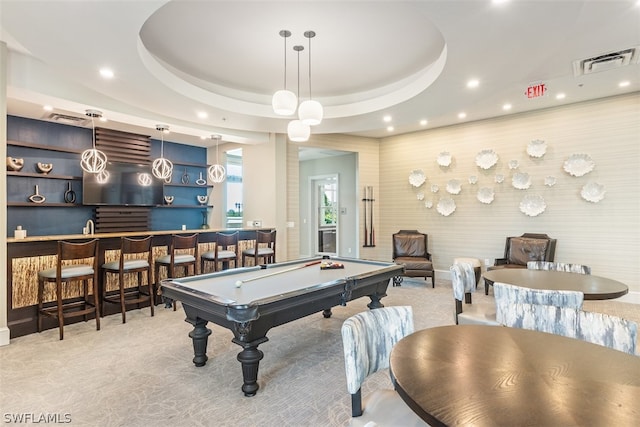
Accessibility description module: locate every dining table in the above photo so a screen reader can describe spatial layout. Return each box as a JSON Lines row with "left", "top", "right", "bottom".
{"left": 483, "top": 268, "right": 628, "bottom": 299}
{"left": 390, "top": 325, "right": 640, "bottom": 427}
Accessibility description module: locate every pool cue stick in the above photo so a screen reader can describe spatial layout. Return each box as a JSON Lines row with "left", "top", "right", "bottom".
{"left": 369, "top": 187, "right": 376, "bottom": 246}
{"left": 363, "top": 186, "right": 368, "bottom": 246}
{"left": 237, "top": 260, "right": 322, "bottom": 285}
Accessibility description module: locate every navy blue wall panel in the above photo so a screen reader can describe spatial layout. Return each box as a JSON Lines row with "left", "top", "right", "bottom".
{"left": 7, "top": 115, "right": 210, "bottom": 237}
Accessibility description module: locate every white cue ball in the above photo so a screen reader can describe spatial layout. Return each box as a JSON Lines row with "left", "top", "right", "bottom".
{"left": 235, "top": 280, "right": 243, "bottom": 288}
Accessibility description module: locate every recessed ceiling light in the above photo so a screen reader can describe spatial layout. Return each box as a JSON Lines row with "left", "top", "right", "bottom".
{"left": 619, "top": 81, "right": 630, "bottom": 88}
{"left": 420, "top": 119, "right": 428, "bottom": 126}
{"left": 502, "top": 103, "right": 512, "bottom": 111}
{"left": 383, "top": 115, "right": 392, "bottom": 123}
{"left": 458, "top": 112, "right": 467, "bottom": 119}
{"left": 43, "top": 105, "right": 53, "bottom": 111}
{"left": 466, "top": 79, "right": 479, "bottom": 89}
{"left": 386, "top": 126, "right": 394, "bottom": 132}
{"left": 556, "top": 93, "right": 566, "bottom": 100}
{"left": 99, "top": 68, "right": 114, "bottom": 79}
{"left": 197, "top": 111, "right": 208, "bottom": 119}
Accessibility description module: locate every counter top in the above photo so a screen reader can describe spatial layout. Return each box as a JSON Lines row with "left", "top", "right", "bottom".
{"left": 6, "top": 227, "right": 272, "bottom": 243}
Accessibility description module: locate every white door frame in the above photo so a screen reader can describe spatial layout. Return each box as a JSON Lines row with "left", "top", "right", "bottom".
{"left": 309, "top": 174, "right": 339, "bottom": 256}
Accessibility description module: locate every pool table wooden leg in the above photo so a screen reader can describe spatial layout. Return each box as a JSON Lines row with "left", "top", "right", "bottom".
{"left": 187, "top": 318, "right": 212, "bottom": 367}
{"left": 367, "top": 292, "right": 386, "bottom": 309}
{"left": 236, "top": 343, "right": 265, "bottom": 397}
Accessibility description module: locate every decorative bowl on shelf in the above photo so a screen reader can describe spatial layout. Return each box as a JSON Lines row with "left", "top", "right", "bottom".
{"left": 36, "top": 162, "right": 53, "bottom": 174}
{"left": 164, "top": 195, "right": 174, "bottom": 205}
{"left": 197, "top": 195, "right": 208, "bottom": 205}
{"left": 6, "top": 157, "right": 24, "bottom": 171}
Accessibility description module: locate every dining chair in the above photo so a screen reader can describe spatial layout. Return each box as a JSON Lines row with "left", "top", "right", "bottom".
{"left": 242, "top": 230, "right": 276, "bottom": 267}
{"left": 201, "top": 231, "right": 239, "bottom": 273}
{"left": 37, "top": 239, "right": 100, "bottom": 340}
{"left": 450, "top": 263, "right": 498, "bottom": 325}
{"left": 499, "top": 302, "right": 638, "bottom": 355}
{"left": 155, "top": 234, "right": 199, "bottom": 310}
{"left": 341, "top": 306, "right": 427, "bottom": 426}
{"left": 527, "top": 261, "right": 591, "bottom": 274}
{"left": 101, "top": 236, "right": 154, "bottom": 323}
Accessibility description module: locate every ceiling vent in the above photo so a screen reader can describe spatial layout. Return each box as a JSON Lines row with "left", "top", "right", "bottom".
{"left": 44, "top": 112, "right": 89, "bottom": 126}
{"left": 573, "top": 46, "right": 639, "bottom": 76}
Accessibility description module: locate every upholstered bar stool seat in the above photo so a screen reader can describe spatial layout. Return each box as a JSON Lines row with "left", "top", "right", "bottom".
{"left": 242, "top": 230, "right": 276, "bottom": 267}
{"left": 155, "top": 253, "right": 196, "bottom": 265}
{"left": 155, "top": 234, "right": 199, "bottom": 310}
{"left": 102, "top": 236, "right": 154, "bottom": 323}
{"left": 37, "top": 239, "right": 100, "bottom": 340}
{"left": 454, "top": 257, "right": 482, "bottom": 287}
{"left": 201, "top": 231, "right": 239, "bottom": 273}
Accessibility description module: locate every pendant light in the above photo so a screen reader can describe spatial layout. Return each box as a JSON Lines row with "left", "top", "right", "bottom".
{"left": 298, "top": 31, "right": 323, "bottom": 126}
{"left": 207, "top": 134, "right": 226, "bottom": 183}
{"left": 80, "top": 109, "right": 108, "bottom": 174}
{"left": 152, "top": 124, "right": 173, "bottom": 180}
{"left": 287, "top": 45, "right": 310, "bottom": 142}
{"left": 272, "top": 30, "right": 297, "bottom": 116}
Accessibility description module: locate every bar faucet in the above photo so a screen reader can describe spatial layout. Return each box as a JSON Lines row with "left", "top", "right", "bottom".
{"left": 84, "top": 219, "right": 95, "bottom": 235}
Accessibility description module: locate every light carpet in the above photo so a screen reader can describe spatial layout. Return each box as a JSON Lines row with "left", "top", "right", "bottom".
{"left": 1, "top": 278, "right": 638, "bottom": 427}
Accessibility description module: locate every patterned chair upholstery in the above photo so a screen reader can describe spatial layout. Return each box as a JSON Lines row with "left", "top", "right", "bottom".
{"left": 527, "top": 261, "right": 591, "bottom": 275}
{"left": 493, "top": 282, "right": 584, "bottom": 326}
{"left": 498, "top": 302, "right": 638, "bottom": 355}
{"left": 450, "top": 263, "right": 498, "bottom": 325}
{"left": 341, "top": 306, "right": 426, "bottom": 426}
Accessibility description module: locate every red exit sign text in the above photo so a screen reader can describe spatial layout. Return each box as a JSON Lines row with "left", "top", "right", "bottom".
{"left": 525, "top": 83, "right": 546, "bottom": 98}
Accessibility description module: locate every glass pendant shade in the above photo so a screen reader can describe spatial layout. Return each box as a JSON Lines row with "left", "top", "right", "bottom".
{"left": 272, "top": 89, "right": 297, "bottom": 115}
{"left": 287, "top": 119, "right": 310, "bottom": 142}
{"left": 298, "top": 99, "right": 323, "bottom": 126}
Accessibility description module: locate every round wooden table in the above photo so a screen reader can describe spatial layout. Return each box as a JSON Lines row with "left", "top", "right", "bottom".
{"left": 483, "top": 269, "right": 628, "bottom": 300}
{"left": 390, "top": 325, "right": 640, "bottom": 427}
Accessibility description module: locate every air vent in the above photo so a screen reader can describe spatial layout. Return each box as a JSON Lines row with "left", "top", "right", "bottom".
{"left": 44, "top": 113, "right": 89, "bottom": 126}
{"left": 573, "top": 47, "right": 639, "bottom": 76}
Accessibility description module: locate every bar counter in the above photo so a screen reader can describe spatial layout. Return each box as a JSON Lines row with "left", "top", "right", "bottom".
{"left": 7, "top": 227, "right": 274, "bottom": 338}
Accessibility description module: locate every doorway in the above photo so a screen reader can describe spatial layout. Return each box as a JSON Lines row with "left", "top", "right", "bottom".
{"left": 312, "top": 175, "right": 338, "bottom": 255}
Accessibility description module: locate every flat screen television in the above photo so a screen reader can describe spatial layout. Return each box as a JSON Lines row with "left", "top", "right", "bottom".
{"left": 83, "top": 161, "right": 163, "bottom": 206}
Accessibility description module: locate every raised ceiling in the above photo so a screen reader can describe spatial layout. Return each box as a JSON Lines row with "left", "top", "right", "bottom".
{"left": 1, "top": 1, "right": 639, "bottom": 147}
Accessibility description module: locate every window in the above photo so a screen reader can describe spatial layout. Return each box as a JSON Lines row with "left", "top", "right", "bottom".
{"left": 225, "top": 148, "right": 243, "bottom": 228}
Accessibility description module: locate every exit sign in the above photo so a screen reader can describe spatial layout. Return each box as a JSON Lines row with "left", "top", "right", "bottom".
{"left": 525, "top": 83, "right": 547, "bottom": 98}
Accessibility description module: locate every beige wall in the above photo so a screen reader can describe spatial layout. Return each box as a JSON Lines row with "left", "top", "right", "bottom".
{"left": 378, "top": 93, "right": 640, "bottom": 291}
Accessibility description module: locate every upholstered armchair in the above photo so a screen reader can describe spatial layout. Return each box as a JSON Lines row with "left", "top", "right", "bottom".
{"left": 489, "top": 233, "right": 557, "bottom": 270}
{"left": 392, "top": 230, "right": 434, "bottom": 287}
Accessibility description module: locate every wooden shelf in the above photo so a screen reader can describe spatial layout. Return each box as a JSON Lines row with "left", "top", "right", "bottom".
{"left": 164, "top": 183, "right": 213, "bottom": 188}
{"left": 7, "top": 172, "right": 82, "bottom": 180}
{"left": 8, "top": 140, "right": 82, "bottom": 154}
{"left": 8, "top": 202, "right": 85, "bottom": 207}
{"left": 172, "top": 161, "right": 209, "bottom": 168}
{"left": 158, "top": 205, "right": 212, "bottom": 209}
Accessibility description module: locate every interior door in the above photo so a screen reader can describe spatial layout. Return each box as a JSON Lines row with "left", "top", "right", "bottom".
{"left": 314, "top": 176, "right": 338, "bottom": 255}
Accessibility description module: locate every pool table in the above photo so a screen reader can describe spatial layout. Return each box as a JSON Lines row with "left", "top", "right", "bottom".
{"left": 160, "top": 256, "right": 403, "bottom": 396}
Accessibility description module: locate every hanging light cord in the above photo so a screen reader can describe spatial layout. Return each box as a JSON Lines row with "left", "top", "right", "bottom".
{"left": 160, "top": 131, "right": 164, "bottom": 157}
{"left": 307, "top": 34, "right": 313, "bottom": 100}
{"left": 283, "top": 32, "right": 288, "bottom": 90}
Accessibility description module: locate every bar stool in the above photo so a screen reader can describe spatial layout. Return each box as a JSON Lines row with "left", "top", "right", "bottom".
{"left": 242, "top": 230, "right": 276, "bottom": 267}
{"left": 201, "top": 231, "right": 239, "bottom": 273}
{"left": 102, "top": 236, "right": 154, "bottom": 323}
{"left": 37, "top": 239, "right": 100, "bottom": 340}
{"left": 155, "top": 234, "right": 198, "bottom": 310}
